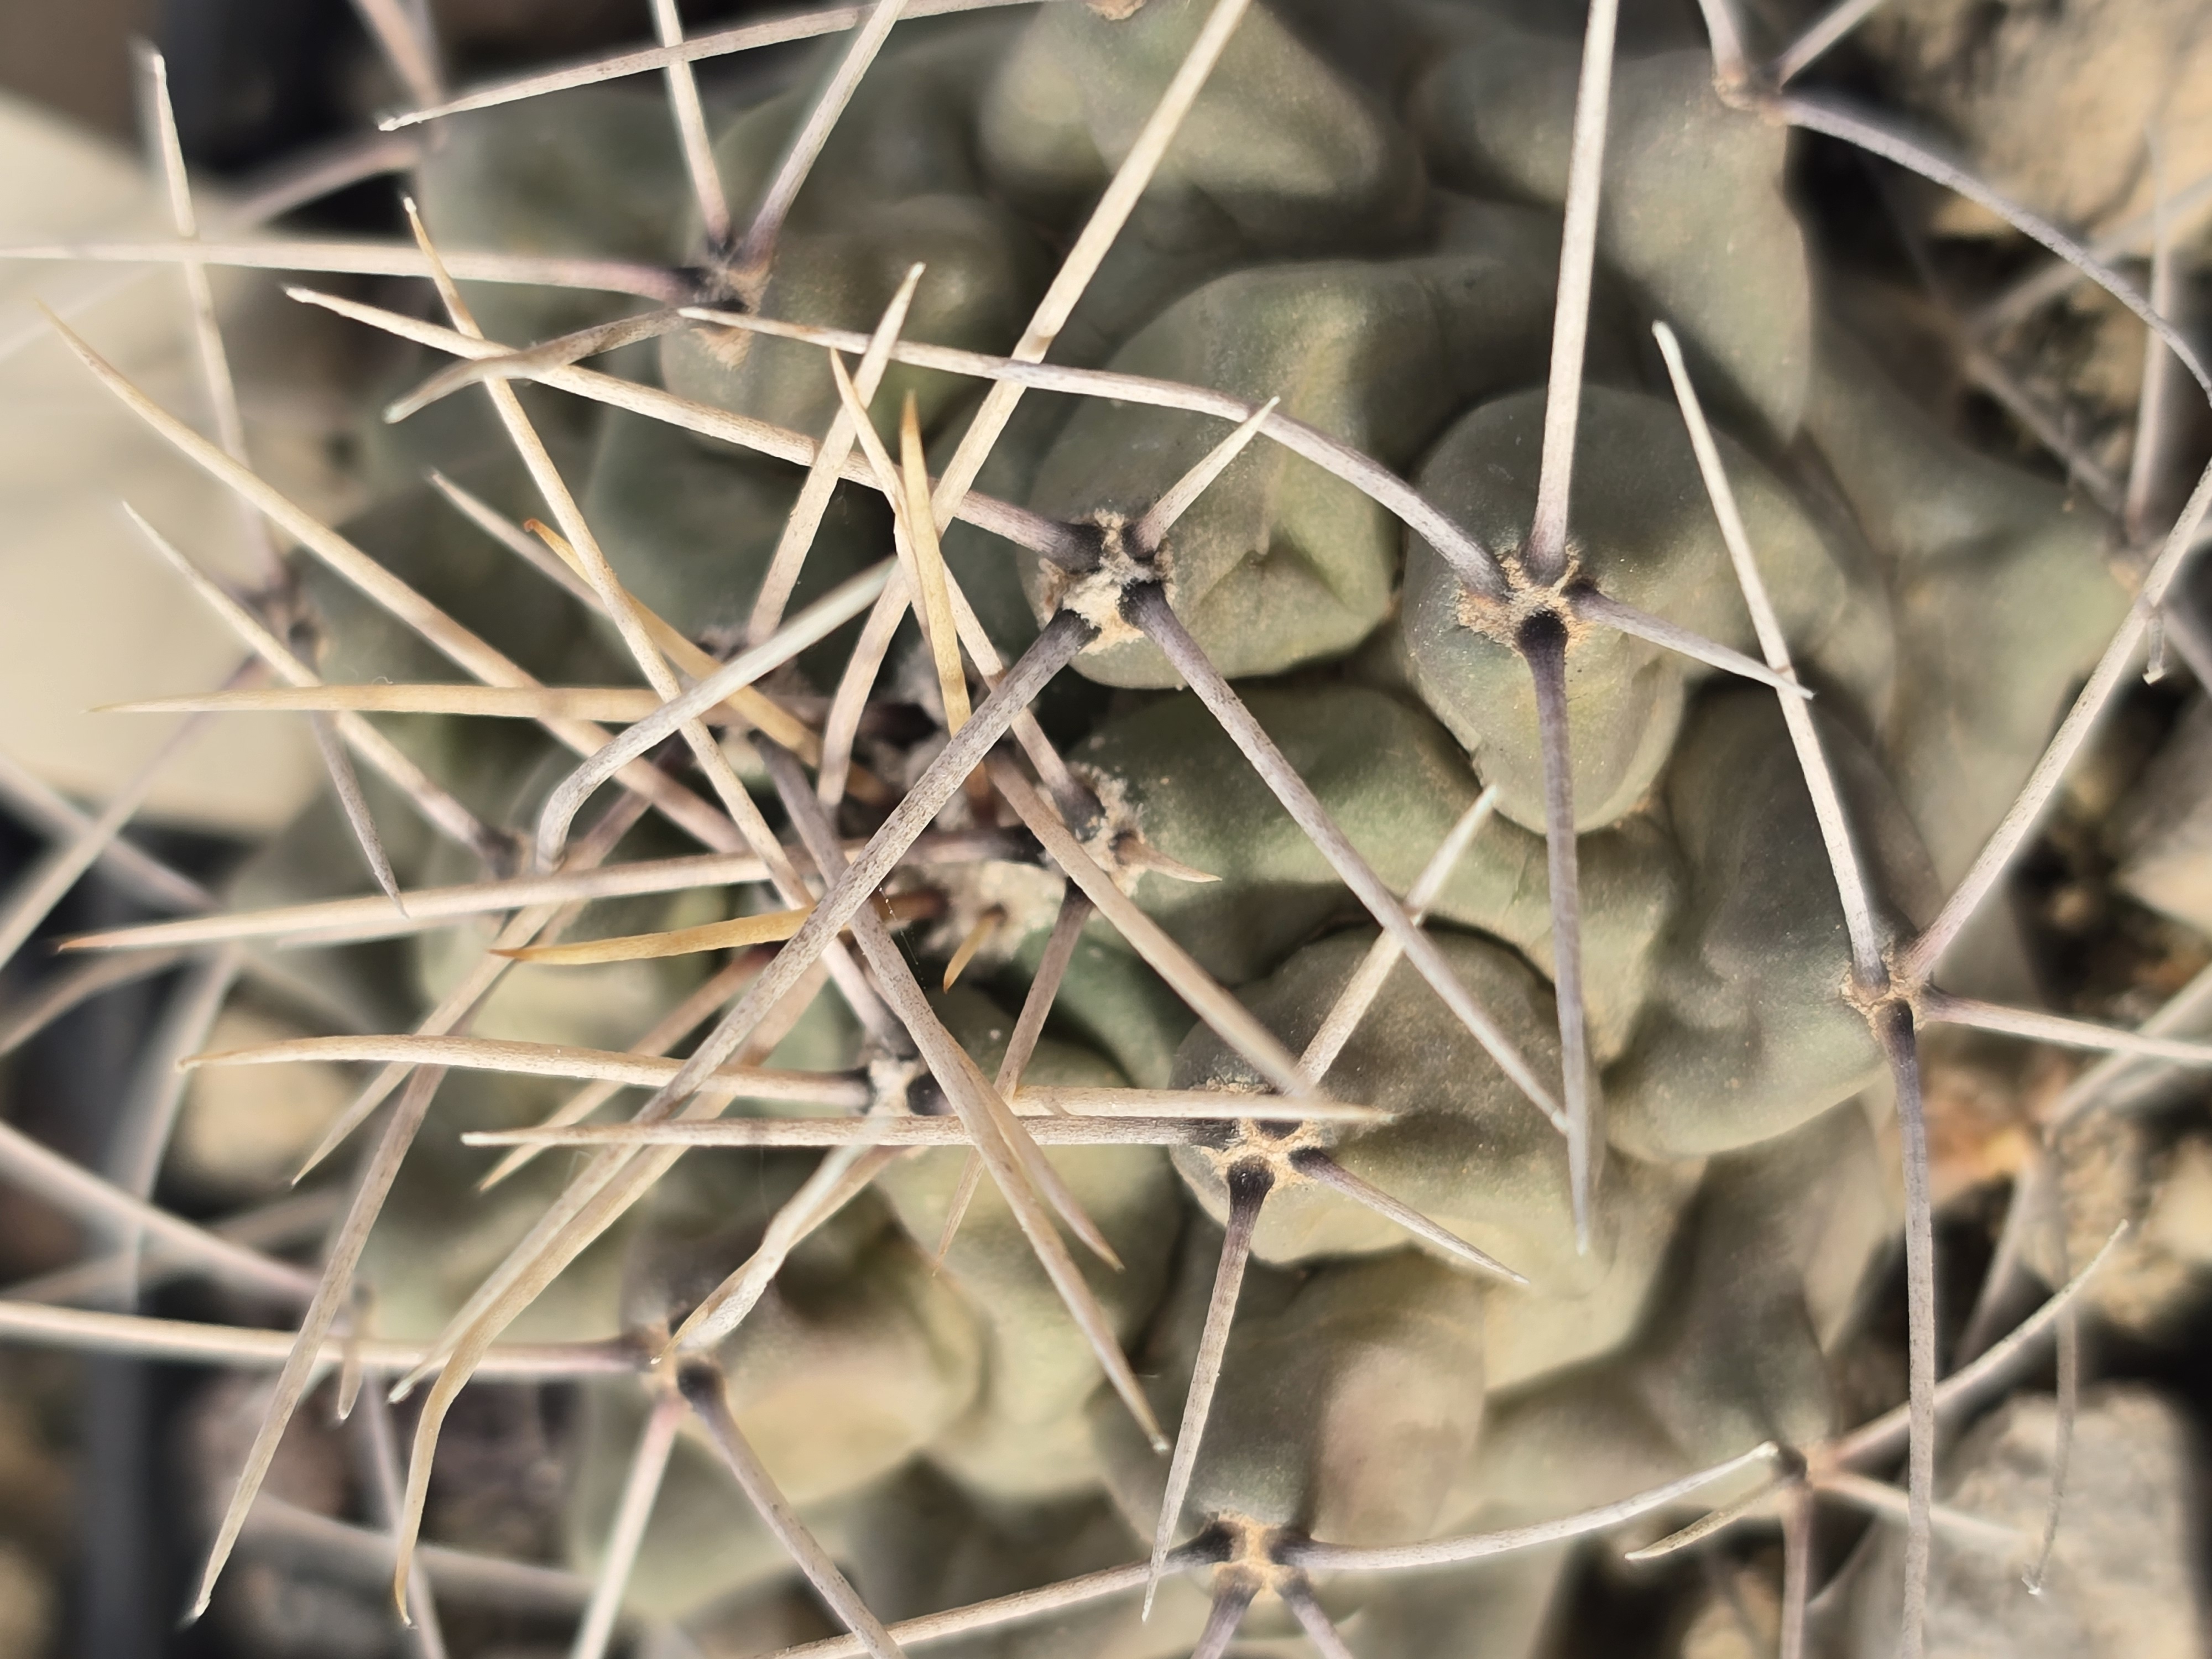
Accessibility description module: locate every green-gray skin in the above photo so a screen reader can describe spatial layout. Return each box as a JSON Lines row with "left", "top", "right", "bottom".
{"left": 978, "top": 0, "right": 1427, "bottom": 365}
{"left": 1806, "top": 323, "right": 2131, "bottom": 890}
{"left": 353, "top": 1065, "right": 639, "bottom": 1345}
{"left": 222, "top": 792, "right": 426, "bottom": 1036}
{"left": 1401, "top": 383, "right": 1892, "bottom": 833}
{"left": 237, "top": 471, "right": 630, "bottom": 1031}
{"left": 566, "top": 1374, "right": 806, "bottom": 1621}
{"left": 1093, "top": 1225, "right": 1484, "bottom": 1554}
{"left": 415, "top": 88, "right": 692, "bottom": 347}
{"left": 1343, "top": 1551, "right": 1572, "bottom": 1659}
{"left": 982, "top": 917, "right": 1200, "bottom": 1092}
{"left": 842, "top": 1467, "right": 1144, "bottom": 1659}
{"left": 697, "top": 1199, "right": 985, "bottom": 1505}
{"left": 661, "top": 17, "right": 1051, "bottom": 442}
{"left": 1629, "top": 1099, "right": 1888, "bottom": 1469}
{"left": 1168, "top": 928, "right": 1696, "bottom": 1312}
{"left": 293, "top": 472, "right": 608, "bottom": 847}
{"left": 565, "top": 1163, "right": 980, "bottom": 1620}
{"left": 1604, "top": 687, "right": 1938, "bottom": 1160}
{"left": 581, "top": 406, "right": 887, "bottom": 673}
{"left": 1411, "top": 25, "right": 1813, "bottom": 439}
{"left": 1436, "top": 1102, "right": 1886, "bottom": 1547}
{"left": 358, "top": 926, "right": 859, "bottom": 1344}
{"left": 1068, "top": 681, "right": 1678, "bottom": 1061}
{"left": 404, "top": 745, "right": 748, "bottom": 1052}
{"left": 1019, "top": 214, "right": 1582, "bottom": 686}
{"left": 877, "top": 988, "right": 1182, "bottom": 1505}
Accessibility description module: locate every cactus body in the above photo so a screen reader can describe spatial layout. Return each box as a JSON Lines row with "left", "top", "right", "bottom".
{"left": 9, "top": 1, "right": 2211, "bottom": 1656}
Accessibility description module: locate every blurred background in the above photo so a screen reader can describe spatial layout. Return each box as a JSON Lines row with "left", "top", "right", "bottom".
{"left": 0, "top": 14, "right": 786, "bottom": 1659}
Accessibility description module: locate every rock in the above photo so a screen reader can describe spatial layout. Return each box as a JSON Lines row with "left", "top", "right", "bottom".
{"left": 0, "top": 1541, "right": 51, "bottom": 1659}
{"left": 1846, "top": 1385, "right": 2204, "bottom": 1658}
{"left": 2020, "top": 1120, "right": 2212, "bottom": 1339}
{"left": 1859, "top": 0, "right": 2212, "bottom": 244}
{"left": 2113, "top": 695, "right": 2212, "bottom": 937}
{"left": 1674, "top": 1563, "right": 1781, "bottom": 1659}
{"left": 2141, "top": 1131, "right": 2212, "bottom": 1268}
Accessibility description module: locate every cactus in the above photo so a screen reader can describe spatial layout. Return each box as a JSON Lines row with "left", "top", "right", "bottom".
{"left": 2, "top": 2, "right": 2211, "bottom": 1657}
